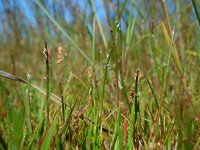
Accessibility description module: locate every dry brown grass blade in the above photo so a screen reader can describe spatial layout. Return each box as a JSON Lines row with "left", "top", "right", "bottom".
{"left": 161, "top": 21, "right": 183, "bottom": 75}
{"left": 161, "top": 0, "right": 183, "bottom": 76}
{"left": 162, "top": 0, "right": 172, "bottom": 33}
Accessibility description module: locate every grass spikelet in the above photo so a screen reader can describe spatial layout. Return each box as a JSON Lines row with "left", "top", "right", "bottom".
{"left": 56, "top": 44, "right": 64, "bottom": 64}
{"left": 128, "top": 85, "right": 134, "bottom": 104}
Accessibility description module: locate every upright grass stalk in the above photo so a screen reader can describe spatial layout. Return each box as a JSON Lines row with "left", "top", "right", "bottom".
{"left": 101, "top": 49, "right": 113, "bottom": 113}
{"left": 162, "top": 26, "right": 175, "bottom": 97}
{"left": 59, "top": 81, "right": 65, "bottom": 123}
{"left": 162, "top": 0, "right": 172, "bottom": 32}
{"left": 10, "top": 52, "right": 16, "bottom": 75}
{"left": 149, "top": 20, "right": 162, "bottom": 86}
{"left": 127, "top": 68, "right": 140, "bottom": 149}
{"left": 44, "top": 41, "right": 50, "bottom": 126}
{"left": 110, "top": 106, "right": 121, "bottom": 150}
{"left": 145, "top": 75, "right": 159, "bottom": 110}
{"left": 133, "top": 68, "right": 140, "bottom": 148}
{"left": 92, "top": 16, "right": 96, "bottom": 64}
{"left": 126, "top": 15, "right": 135, "bottom": 50}
{"left": 25, "top": 73, "right": 32, "bottom": 133}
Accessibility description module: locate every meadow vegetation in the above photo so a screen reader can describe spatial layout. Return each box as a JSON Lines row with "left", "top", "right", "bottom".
{"left": 0, "top": 0, "right": 200, "bottom": 149}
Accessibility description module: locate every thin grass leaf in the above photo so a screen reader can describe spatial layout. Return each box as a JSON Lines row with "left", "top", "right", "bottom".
{"left": 194, "top": 136, "right": 200, "bottom": 150}
{"left": 149, "top": 20, "right": 162, "bottom": 86}
{"left": 117, "top": 111, "right": 124, "bottom": 150}
{"left": 25, "top": 73, "right": 32, "bottom": 133}
{"left": 110, "top": 106, "right": 121, "bottom": 150}
{"left": 192, "top": 0, "right": 200, "bottom": 27}
{"left": 145, "top": 75, "right": 159, "bottom": 109}
{"left": 162, "top": 26, "right": 175, "bottom": 97}
{"left": 127, "top": 100, "right": 135, "bottom": 150}
{"left": 59, "top": 81, "right": 65, "bottom": 123}
{"left": 162, "top": 0, "right": 172, "bottom": 32}
{"left": 102, "top": 49, "right": 113, "bottom": 107}
{"left": 41, "top": 120, "right": 57, "bottom": 150}
{"left": 134, "top": 68, "right": 140, "bottom": 123}
{"left": 163, "top": 119, "right": 174, "bottom": 146}
{"left": 161, "top": 20, "right": 183, "bottom": 75}
{"left": 89, "top": 0, "right": 107, "bottom": 48}
{"left": 185, "top": 118, "right": 194, "bottom": 149}
{"left": 127, "top": 69, "right": 140, "bottom": 149}
{"left": 92, "top": 16, "right": 96, "bottom": 63}
{"left": 126, "top": 15, "right": 135, "bottom": 49}
{"left": 44, "top": 41, "right": 50, "bottom": 126}
{"left": 55, "top": 124, "right": 63, "bottom": 150}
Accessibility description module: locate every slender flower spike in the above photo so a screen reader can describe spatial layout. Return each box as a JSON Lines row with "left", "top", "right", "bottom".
{"left": 56, "top": 44, "right": 64, "bottom": 64}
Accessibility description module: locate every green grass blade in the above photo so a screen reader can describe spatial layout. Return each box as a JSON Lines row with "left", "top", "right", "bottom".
{"left": 126, "top": 15, "right": 135, "bottom": 49}
{"left": 25, "top": 73, "right": 32, "bottom": 133}
{"left": 145, "top": 75, "right": 159, "bottom": 109}
{"left": 41, "top": 120, "right": 57, "bottom": 150}
{"left": 162, "top": 26, "right": 175, "bottom": 97}
{"left": 102, "top": 49, "right": 113, "bottom": 107}
{"left": 110, "top": 106, "right": 121, "bottom": 150}
{"left": 192, "top": 0, "right": 200, "bottom": 27}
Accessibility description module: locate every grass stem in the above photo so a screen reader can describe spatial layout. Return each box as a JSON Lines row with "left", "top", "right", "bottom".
{"left": 44, "top": 41, "right": 50, "bottom": 126}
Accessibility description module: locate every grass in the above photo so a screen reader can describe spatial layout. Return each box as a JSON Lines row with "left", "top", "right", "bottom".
{"left": 0, "top": 0, "right": 200, "bottom": 149}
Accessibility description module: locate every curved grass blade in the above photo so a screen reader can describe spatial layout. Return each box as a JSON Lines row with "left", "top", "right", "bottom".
{"left": 0, "top": 70, "right": 68, "bottom": 107}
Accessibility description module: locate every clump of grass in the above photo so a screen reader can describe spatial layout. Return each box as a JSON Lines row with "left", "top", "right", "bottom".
{"left": 0, "top": 0, "right": 200, "bottom": 149}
